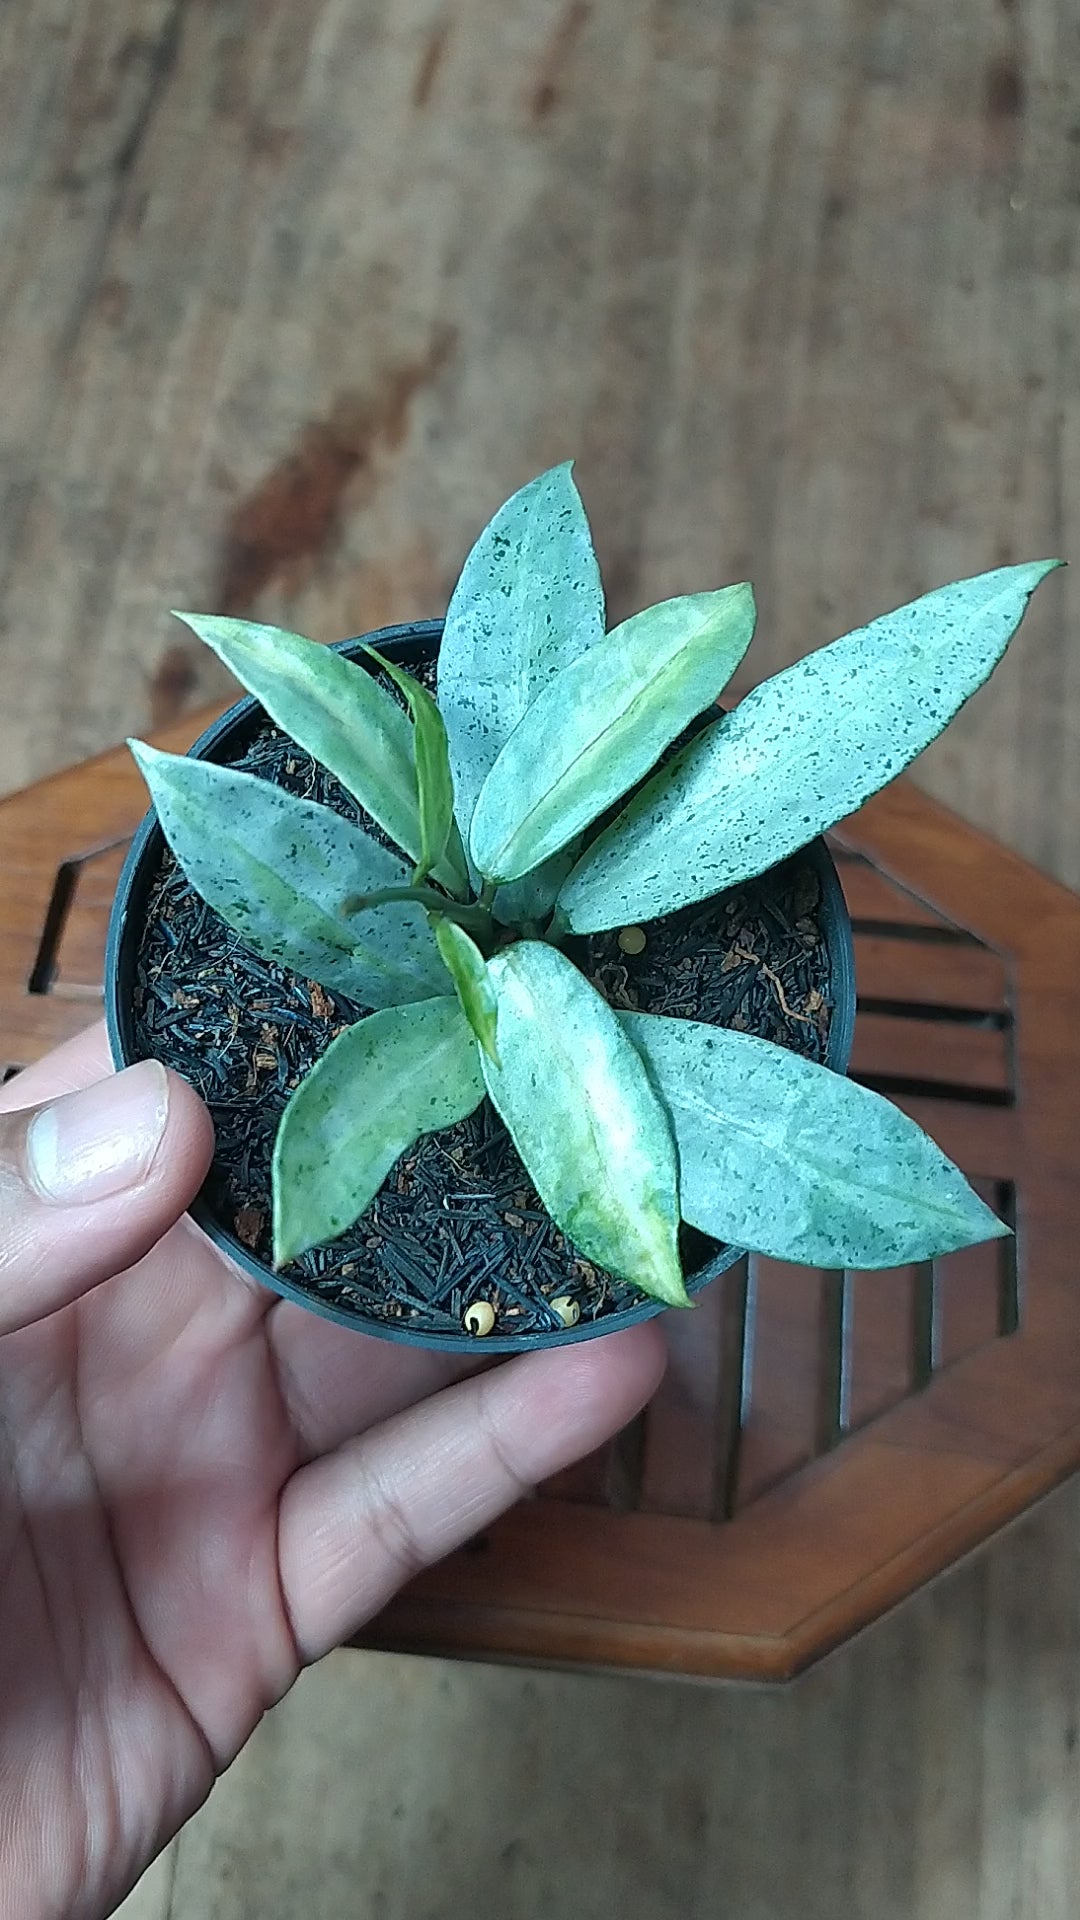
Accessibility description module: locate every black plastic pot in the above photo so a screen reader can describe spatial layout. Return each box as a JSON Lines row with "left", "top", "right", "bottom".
{"left": 106, "top": 619, "right": 857, "bottom": 1352}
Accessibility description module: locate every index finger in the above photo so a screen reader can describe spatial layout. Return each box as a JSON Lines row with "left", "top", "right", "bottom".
{"left": 277, "top": 1324, "right": 667, "bottom": 1663}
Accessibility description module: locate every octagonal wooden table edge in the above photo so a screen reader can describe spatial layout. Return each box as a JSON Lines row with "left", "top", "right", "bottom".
{"left": 4, "top": 721, "right": 1080, "bottom": 1681}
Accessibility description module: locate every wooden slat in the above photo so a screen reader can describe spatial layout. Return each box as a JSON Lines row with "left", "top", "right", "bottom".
{"left": 636, "top": 1276, "right": 727, "bottom": 1518}
{"left": 72, "top": 839, "right": 131, "bottom": 901}
{"left": 0, "top": 710, "right": 215, "bottom": 1064}
{"left": 835, "top": 854, "right": 960, "bottom": 931}
{"left": 850, "top": 1009, "right": 1011, "bottom": 1095}
{"left": 854, "top": 933, "right": 1010, "bottom": 1013}
{"left": 735, "top": 1257, "right": 834, "bottom": 1507}
{"left": 50, "top": 840, "right": 134, "bottom": 995}
{"left": 846, "top": 1267, "right": 922, "bottom": 1430}
{"left": 935, "top": 1180, "right": 1010, "bottom": 1368}
{"left": 935, "top": 1241, "right": 1003, "bottom": 1369}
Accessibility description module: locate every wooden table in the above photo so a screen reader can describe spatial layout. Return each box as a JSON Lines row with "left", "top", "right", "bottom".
{"left": 5, "top": 724, "right": 1080, "bottom": 1680}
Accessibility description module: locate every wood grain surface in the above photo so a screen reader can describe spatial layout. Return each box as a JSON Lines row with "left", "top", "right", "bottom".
{"left": 6, "top": 0, "right": 1080, "bottom": 1913}
{"left": 3, "top": 0, "right": 1079, "bottom": 883}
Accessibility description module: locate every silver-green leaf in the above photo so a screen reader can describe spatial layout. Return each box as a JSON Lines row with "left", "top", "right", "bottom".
{"left": 363, "top": 647, "right": 465, "bottom": 887}
{"left": 482, "top": 942, "right": 688, "bottom": 1307}
{"left": 173, "top": 613, "right": 468, "bottom": 895}
{"left": 470, "top": 587, "right": 755, "bottom": 883}
{"left": 622, "top": 1012, "right": 1009, "bottom": 1267}
{"left": 493, "top": 847, "right": 580, "bottom": 928}
{"left": 438, "top": 464, "right": 605, "bottom": 840}
{"left": 432, "top": 918, "right": 500, "bottom": 1063}
{"left": 559, "top": 560, "right": 1061, "bottom": 930}
{"left": 272, "top": 997, "right": 485, "bottom": 1264}
{"left": 130, "top": 742, "right": 448, "bottom": 1006}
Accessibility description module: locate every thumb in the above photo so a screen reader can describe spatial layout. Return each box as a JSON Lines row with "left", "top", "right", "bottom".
{"left": 0, "top": 1059, "right": 214, "bottom": 1335}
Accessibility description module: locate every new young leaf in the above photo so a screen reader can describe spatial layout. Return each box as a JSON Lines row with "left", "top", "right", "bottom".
{"left": 438, "top": 464, "right": 605, "bottom": 840}
{"left": 273, "top": 996, "right": 485, "bottom": 1264}
{"left": 482, "top": 942, "right": 689, "bottom": 1307}
{"left": 432, "top": 917, "right": 500, "bottom": 1062}
{"left": 130, "top": 743, "right": 449, "bottom": 1006}
{"left": 469, "top": 587, "right": 756, "bottom": 882}
{"left": 622, "top": 1012, "right": 1009, "bottom": 1266}
{"left": 363, "top": 647, "right": 465, "bottom": 887}
{"left": 173, "top": 613, "right": 468, "bottom": 895}
{"left": 559, "top": 561, "right": 1061, "bottom": 931}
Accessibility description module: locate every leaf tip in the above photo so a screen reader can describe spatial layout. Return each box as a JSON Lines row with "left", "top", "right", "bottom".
{"left": 943, "top": 1188, "right": 1013, "bottom": 1258}
{"left": 639, "top": 1251, "right": 692, "bottom": 1311}
{"left": 169, "top": 609, "right": 218, "bottom": 642}
{"left": 983, "top": 1211, "right": 1014, "bottom": 1243}
{"left": 127, "top": 737, "right": 158, "bottom": 776}
{"left": 531, "top": 458, "right": 590, "bottom": 520}
{"left": 271, "top": 1241, "right": 305, "bottom": 1273}
{"left": 1024, "top": 557, "right": 1066, "bottom": 590}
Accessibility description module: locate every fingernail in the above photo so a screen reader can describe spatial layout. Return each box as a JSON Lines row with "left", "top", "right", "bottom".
{"left": 25, "top": 1060, "right": 170, "bottom": 1204}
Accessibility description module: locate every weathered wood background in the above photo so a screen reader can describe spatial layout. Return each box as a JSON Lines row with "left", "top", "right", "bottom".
{"left": 4, "top": 0, "right": 1080, "bottom": 878}
{"left": 3, "top": 1, "right": 1080, "bottom": 1914}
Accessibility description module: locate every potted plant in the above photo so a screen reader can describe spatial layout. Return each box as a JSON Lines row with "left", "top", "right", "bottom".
{"left": 106, "top": 465, "right": 1057, "bottom": 1351}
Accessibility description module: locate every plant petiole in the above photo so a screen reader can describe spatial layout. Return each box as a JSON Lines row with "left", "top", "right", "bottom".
{"left": 341, "top": 884, "right": 494, "bottom": 943}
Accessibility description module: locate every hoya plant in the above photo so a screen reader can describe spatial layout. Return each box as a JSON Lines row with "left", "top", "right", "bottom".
{"left": 129, "top": 466, "right": 1058, "bottom": 1311}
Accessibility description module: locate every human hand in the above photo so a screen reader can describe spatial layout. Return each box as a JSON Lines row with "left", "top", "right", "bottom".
{"left": 0, "top": 1026, "right": 664, "bottom": 1920}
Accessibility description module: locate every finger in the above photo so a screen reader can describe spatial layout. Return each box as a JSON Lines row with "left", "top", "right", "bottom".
{"left": 278, "top": 1323, "right": 667, "bottom": 1660}
{"left": 0, "top": 1058, "right": 214, "bottom": 1334}
{"left": 268, "top": 1301, "right": 481, "bottom": 1457}
{"left": 0, "top": 1020, "right": 114, "bottom": 1114}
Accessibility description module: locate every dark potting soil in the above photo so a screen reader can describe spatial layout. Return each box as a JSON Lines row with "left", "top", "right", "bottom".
{"left": 131, "top": 717, "right": 836, "bottom": 1340}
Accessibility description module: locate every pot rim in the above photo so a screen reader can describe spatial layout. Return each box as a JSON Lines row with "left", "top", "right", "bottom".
{"left": 105, "top": 618, "right": 857, "bottom": 1352}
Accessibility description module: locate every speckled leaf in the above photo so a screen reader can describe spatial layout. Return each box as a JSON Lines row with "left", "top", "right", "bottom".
{"left": 438, "top": 464, "right": 605, "bottom": 840}
{"left": 622, "top": 1012, "right": 1009, "bottom": 1267}
{"left": 470, "top": 587, "right": 756, "bottom": 882}
{"left": 559, "top": 561, "right": 1061, "bottom": 931}
{"left": 129, "top": 742, "right": 449, "bottom": 1006}
{"left": 272, "top": 997, "right": 485, "bottom": 1264}
{"left": 173, "top": 613, "right": 467, "bottom": 895}
{"left": 432, "top": 918, "right": 500, "bottom": 1063}
{"left": 493, "top": 847, "right": 580, "bottom": 928}
{"left": 363, "top": 647, "right": 466, "bottom": 887}
{"left": 482, "top": 942, "right": 688, "bottom": 1307}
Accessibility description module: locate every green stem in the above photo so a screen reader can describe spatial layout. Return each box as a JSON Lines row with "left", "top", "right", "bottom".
{"left": 479, "top": 878, "right": 498, "bottom": 910}
{"left": 341, "top": 884, "right": 494, "bottom": 941}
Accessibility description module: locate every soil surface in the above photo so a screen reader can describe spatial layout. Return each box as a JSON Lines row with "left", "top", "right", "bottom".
{"left": 131, "top": 701, "right": 837, "bottom": 1342}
